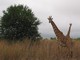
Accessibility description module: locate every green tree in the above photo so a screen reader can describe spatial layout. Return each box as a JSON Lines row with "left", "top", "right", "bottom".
{"left": 1, "top": 5, "right": 41, "bottom": 41}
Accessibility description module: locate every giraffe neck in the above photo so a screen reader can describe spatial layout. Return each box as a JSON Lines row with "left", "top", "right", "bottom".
{"left": 50, "top": 20, "right": 64, "bottom": 38}
{"left": 66, "top": 24, "right": 72, "bottom": 37}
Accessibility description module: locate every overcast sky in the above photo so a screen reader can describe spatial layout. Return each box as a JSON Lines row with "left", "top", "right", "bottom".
{"left": 0, "top": 0, "right": 80, "bottom": 38}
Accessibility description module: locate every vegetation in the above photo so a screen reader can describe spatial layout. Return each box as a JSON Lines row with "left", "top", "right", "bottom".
{"left": 76, "top": 38, "right": 80, "bottom": 40}
{"left": 1, "top": 5, "right": 41, "bottom": 41}
{"left": 0, "top": 39, "right": 80, "bottom": 60}
{"left": 50, "top": 37, "right": 56, "bottom": 40}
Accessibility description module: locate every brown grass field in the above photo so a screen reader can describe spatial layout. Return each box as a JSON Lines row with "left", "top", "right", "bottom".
{"left": 0, "top": 39, "right": 80, "bottom": 60}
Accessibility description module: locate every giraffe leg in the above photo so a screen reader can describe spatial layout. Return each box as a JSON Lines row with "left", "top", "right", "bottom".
{"left": 70, "top": 48, "right": 73, "bottom": 58}
{"left": 67, "top": 48, "right": 73, "bottom": 58}
{"left": 57, "top": 41, "right": 60, "bottom": 54}
{"left": 57, "top": 44, "right": 61, "bottom": 58}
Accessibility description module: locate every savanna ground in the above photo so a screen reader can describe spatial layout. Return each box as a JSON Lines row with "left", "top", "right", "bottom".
{"left": 0, "top": 39, "right": 80, "bottom": 60}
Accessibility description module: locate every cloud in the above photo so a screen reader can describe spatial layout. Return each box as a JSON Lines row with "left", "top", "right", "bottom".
{"left": 54, "top": 0, "right": 80, "bottom": 15}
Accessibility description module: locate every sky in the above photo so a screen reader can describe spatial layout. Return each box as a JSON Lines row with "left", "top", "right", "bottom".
{"left": 0, "top": 0, "right": 80, "bottom": 38}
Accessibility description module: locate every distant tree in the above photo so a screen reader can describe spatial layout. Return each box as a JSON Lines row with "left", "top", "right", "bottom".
{"left": 0, "top": 16, "right": 1, "bottom": 38}
{"left": 50, "top": 37, "right": 56, "bottom": 40}
{"left": 76, "top": 38, "right": 80, "bottom": 40}
{"left": 1, "top": 5, "right": 41, "bottom": 41}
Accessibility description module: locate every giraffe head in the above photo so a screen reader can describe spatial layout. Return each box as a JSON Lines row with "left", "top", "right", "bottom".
{"left": 47, "top": 16, "right": 53, "bottom": 23}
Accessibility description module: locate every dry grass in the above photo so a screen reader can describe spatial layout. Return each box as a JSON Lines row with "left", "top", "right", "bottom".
{"left": 0, "top": 39, "right": 80, "bottom": 60}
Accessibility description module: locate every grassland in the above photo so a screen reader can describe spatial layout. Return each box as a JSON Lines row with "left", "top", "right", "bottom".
{"left": 0, "top": 39, "right": 80, "bottom": 60}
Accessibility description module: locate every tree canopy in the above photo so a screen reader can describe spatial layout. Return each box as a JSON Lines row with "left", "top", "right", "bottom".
{"left": 1, "top": 5, "right": 41, "bottom": 41}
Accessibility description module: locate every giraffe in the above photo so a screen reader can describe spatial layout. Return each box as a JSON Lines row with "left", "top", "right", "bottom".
{"left": 47, "top": 16, "right": 73, "bottom": 57}
{"left": 65, "top": 23, "right": 73, "bottom": 57}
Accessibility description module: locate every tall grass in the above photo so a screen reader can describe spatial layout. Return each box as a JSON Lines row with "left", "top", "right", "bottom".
{"left": 0, "top": 39, "right": 80, "bottom": 60}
